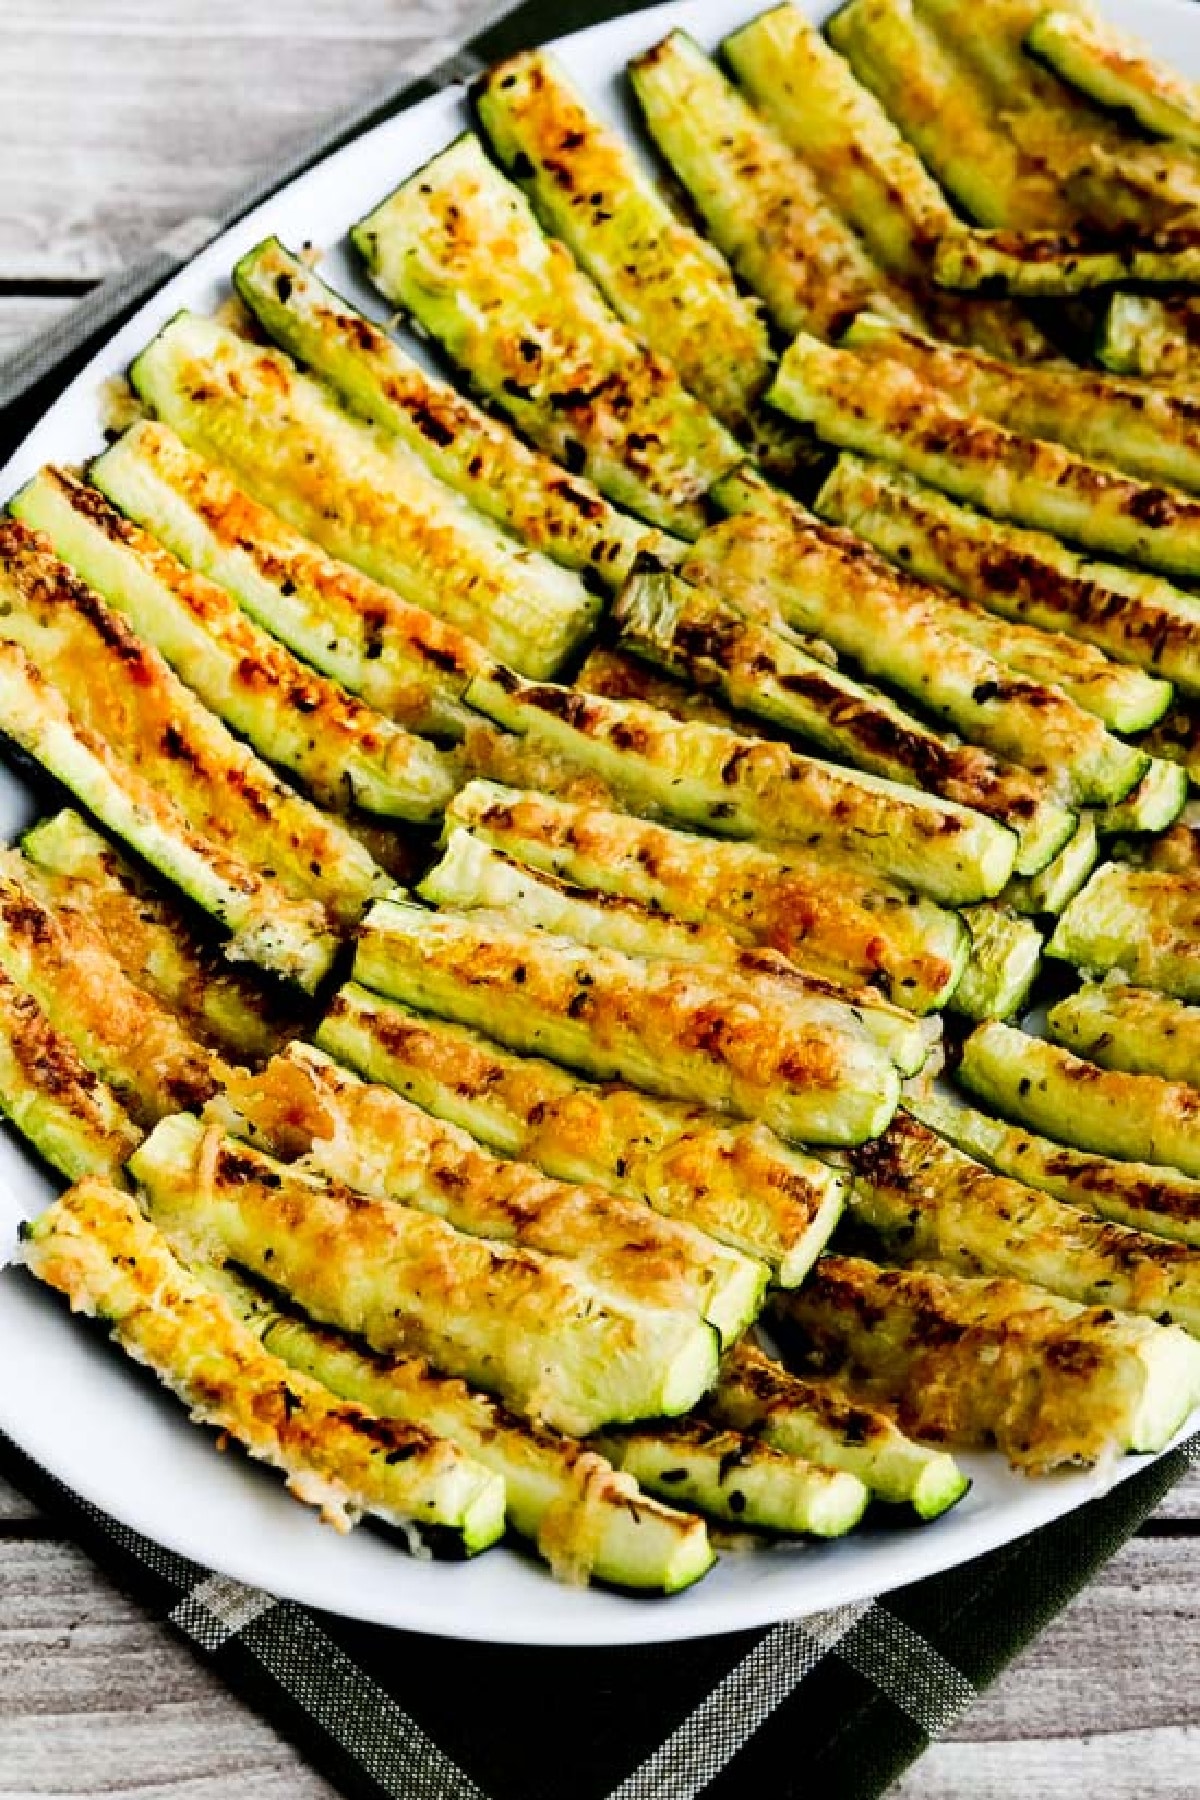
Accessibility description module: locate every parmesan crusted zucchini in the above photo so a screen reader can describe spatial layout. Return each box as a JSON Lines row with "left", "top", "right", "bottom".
{"left": 131, "top": 312, "right": 600, "bottom": 678}
{"left": 614, "top": 566, "right": 1073, "bottom": 862}
{"left": 354, "top": 898, "right": 901, "bottom": 1145}
{"left": 0, "top": 526, "right": 342, "bottom": 989}
{"left": 130, "top": 1114, "right": 720, "bottom": 1436}
{"left": 1048, "top": 985, "right": 1200, "bottom": 1087}
{"left": 1003, "top": 811, "right": 1098, "bottom": 917}
{"left": 12, "top": 467, "right": 455, "bottom": 823}
{"left": 684, "top": 510, "right": 1131, "bottom": 822}
{"left": 850, "top": 1110, "right": 1200, "bottom": 1336}
{"left": 950, "top": 905, "right": 1043, "bottom": 1022}
{"left": 1047, "top": 863, "right": 1200, "bottom": 1000}
{"left": 908, "top": 1085, "right": 1200, "bottom": 1249}
{"left": 418, "top": 829, "right": 935, "bottom": 1076}
{"left": 22, "top": 1179, "right": 507, "bottom": 1553}
{"left": 772, "top": 1252, "right": 1200, "bottom": 1469}
{"left": 474, "top": 49, "right": 773, "bottom": 433}
{"left": 206, "top": 1266, "right": 714, "bottom": 1591}
{"left": 710, "top": 1340, "right": 968, "bottom": 1519}
{"left": 594, "top": 1418, "right": 869, "bottom": 1537}
{"left": 20, "top": 810, "right": 304, "bottom": 1065}
{"left": 1094, "top": 758, "right": 1188, "bottom": 837}
{"left": 91, "top": 422, "right": 488, "bottom": 739}
{"left": 315, "top": 982, "right": 847, "bottom": 1284}
{"left": 958, "top": 1020, "right": 1200, "bottom": 1179}
{"left": 352, "top": 135, "right": 743, "bottom": 536}
{"left": 935, "top": 222, "right": 1200, "bottom": 298}
{"left": 218, "top": 1042, "right": 769, "bottom": 1347}
{"left": 628, "top": 30, "right": 912, "bottom": 341}
{"left": 465, "top": 669, "right": 1018, "bottom": 903}
{"left": 0, "top": 970, "right": 141, "bottom": 1182}
{"left": 1027, "top": 8, "right": 1200, "bottom": 147}
{"left": 770, "top": 333, "right": 1200, "bottom": 586}
{"left": 444, "top": 779, "right": 969, "bottom": 1012}
{"left": 1097, "top": 293, "right": 1200, "bottom": 382}
{"left": 233, "top": 238, "right": 668, "bottom": 591}
{"left": 815, "top": 456, "right": 1189, "bottom": 714}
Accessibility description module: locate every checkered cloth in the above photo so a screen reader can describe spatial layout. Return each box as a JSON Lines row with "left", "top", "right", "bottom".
{"left": 2, "top": 1, "right": 1198, "bottom": 1791}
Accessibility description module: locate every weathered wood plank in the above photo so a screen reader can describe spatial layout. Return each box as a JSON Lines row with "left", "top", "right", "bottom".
{"left": 0, "top": 296, "right": 76, "bottom": 358}
{"left": 892, "top": 1729, "right": 1200, "bottom": 1800}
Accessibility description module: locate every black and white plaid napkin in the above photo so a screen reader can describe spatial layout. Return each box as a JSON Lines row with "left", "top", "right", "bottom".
{"left": 2, "top": 1, "right": 1198, "bottom": 1792}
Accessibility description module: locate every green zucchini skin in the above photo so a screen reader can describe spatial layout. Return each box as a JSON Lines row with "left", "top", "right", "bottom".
{"left": 1003, "top": 813, "right": 1098, "bottom": 919}
{"left": 1047, "top": 984, "right": 1200, "bottom": 1087}
{"left": 316, "top": 981, "right": 847, "bottom": 1286}
{"left": 444, "top": 779, "right": 969, "bottom": 1014}
{"left": 1048, "top": 863, "right": 1200, "bottom": 1001}
{"left": 1093, "top": 759, "right": 1188, "bottom": 838}
{"left": 850, "top": 1110, "right": 1200, "bottom": 1337}
{"left": 613, "top": 567, "right": 1071, "bottom": 860}
{"left": 352, "top": 135, "right": 743, "bottom": 537}
{"left": 23, "top": 1179, "right": 508, "bottom": 1554}
{"left": 958, "top": 1020, "right": 1200, "bottom": 1179}
{"left": 353, "top": 897, "right": 901, "bottom": 1147}
{"left": 233, "top": 237, "right": 669, "bottom": 592}
{"left": 935, "top": 223, "right": 1200, "bottom": 298}
{"left": 12, "top": 467, "right": 456, "bottom": 824}
{"left": 949, "top": 904, "right": 1043, "bottom": 1022}
{"left": 772, "top": 1251, "right": 1200, "bottom": 1469}
{"left": 473, "top": 48, "right": 773, "bottom": 434}
{"left": 0, "top": 522, "right": 342, "bottom": 990}
{"left": 130, "top": 311, "right": 600, "bottom": 678}
{"left": 1028, "top": 8, "right": 1200, "bottom": 147}
{"left": 131, "top": 1113, "right": 720, "bottom": 1438}
{"left": 908, "top": 1085, "right": 1200, "bottom": 1250}
{"left": 629, "top": 30, "right": 912, "bottom": 342}
{"left": 815, "top": 455, "right": 1189, "bottom": 715}
{"left": 1143, "top": 702, "right": 1200, "bottom": 790}
{"left": 710, "top": 1340, "right": 968, "bottom": 1520}
{"left": 206, "top": 1265, "right": 715, "bottom": 1592}
{"left": 464, "top": 669, "right": 1018, "bottom": 904}
{"left": 594, "top": 1418, "right": 869, "bottom": 1537}
{"left": 770, "top": 331, "right": 1200, "bottom": 587}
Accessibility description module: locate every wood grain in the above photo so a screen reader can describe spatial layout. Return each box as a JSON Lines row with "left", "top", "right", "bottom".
{"left": 0, "top": 297, "right": 75, "bottom": 358}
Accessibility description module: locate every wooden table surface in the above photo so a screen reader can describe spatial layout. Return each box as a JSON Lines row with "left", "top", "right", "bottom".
{"left": 1, "top": 4, "right": 1198, "bottom": 1795}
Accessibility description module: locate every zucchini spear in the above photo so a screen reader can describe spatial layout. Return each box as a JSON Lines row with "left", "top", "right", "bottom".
{"left": 131, "top": 311, "right": 600, "bottom": 678}
{"left": 233, "top": 238, "right": 669, "bottom": 590}
{"left": 1097, "top": 293, "right": 1200, "bottom": 382}
{"left": 130, "top": 1115, "right": 721, "bottom": 1437}
{"left": 1047, "top": 863, "right": 1200, "bottom": 1001}
{"left": 935, "top": 222, "right": 1200, "bottom": 298}
{"left": 1027, "top": 8, "right": 1200, "bottom": 148}
{"left": 316, "top": 981, "right": 847, "bottom": 1285}
{"left": 772, "top": 1252, "right": 1200, "bottom": 1470}
{"left": 22, "top": 1179, "right": 507, "bottom": 1555}
{"left": 1093, "top": 760, "right": 1189, "bottom": 838}
{"left": 950, "top": 905, "right": 1043, "bottom": 1022}
{"left": 958, "top": 1020, "right": 1200, "bottom": 1179}
{"left": 352, "top": 897, "right": 901, "bottom": 1147}
{"left": 1003, "top": 812, "right": 1098, "bottom": 918}
{"left": 1047, "top": 985, "right": 1200, "bottom": 1087}
{"left": 206, "top": 1265, "right": 714, "bottom": 1591}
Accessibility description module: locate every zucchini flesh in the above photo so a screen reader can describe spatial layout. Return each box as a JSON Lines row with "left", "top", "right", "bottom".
{"left": 1144, "top": 702, "right": 1200, "bottom": 789}
{"left": 233, "top": 238, "right": 668, "bottom": 591}
{"left": 354, "top": 897, "right": 901, "bottom": 1146}
{"left": 208, "top": 1266, "right": 714, "bottom": 1592}
{"left": 22, "top": 1179, "right": 506, "bottom": 1552}
{"left": 1003, "top": 811, "right": 1098, "bottom": 918}
{"left": 1094, "top": 758, "right": 1188, "bottom": 838}
{"left": 815, "top": 455, "right": 1190, "bottom": 714}
{"left": 710, "top": 1341, "right": 968, "bottom": 1519}
{"left": 130, "top": 1113, "right": 720, "bottom": 1437}
{"left": 218, "top": 1042, "right": 768, "bottom": 1348}
{"left": 594, "top": 1418, "right": 868, "bottom": 1537}
{"left": 908, "top": 1085, "right": 1200, "bottom": 1249}
{"left": 1048, "top": 984, "right": 1200, "bottom": 1087}
{"left": 958, "top": 1020, "right": 1200, "bottom": 1179}
{"left": 770, "top": 332, "right": 1200, "bottom": 587}
{"left": 684, "top": 510, "right": 1127, "bottom": 824}
{"left": 474, "top": 49, "right": 773, "bottom": 433}
{"left": 1098, "top": 293, "right": 1200, "bottom": 382}
{"left": 20, "top": 809, "right": 305, "bottom": 1066}
{"left": 316, "top": 981, "right": 847, "bottom": 1285}
{"left": 91, "top": 421, "right": 488, "bottom": 739}
{"left": 628, "top": 30, "right": 911, "bottom": 342}
{"left": 12, "top": 467, "right": 455, "bottom": 823}
{"left": 465, "top": 669, "right": 1018, "bottom": 904}
{"left": 935, "top": 223, "right": 1200, "bottom": 298}
{"left": 772, "top": 1251, "right": 1200, "bottom": 1469}
{"left": 418, "top": 828, "right": 935, "bottom": 1077}
{"left": 352, "top": 135, "right": 743, "bottom": 537}
{"left": 131, "top": 312, "right": 600, "bottom": 678}
{"left": 615, "top": 565, "right": 1075, "bottom": 860}
{"left": 1028, "top": 9, "right": 1200, "bottom": 148}
{"left": 1048, "top": 863, "right": 1200, "bottom": 1000}
{"left": 0, "top": 969, "right": 140, "bottom": 1183}
{"left": 850, "top": 1110, "right": 1200, "bottom": 1337}
{"left": 950, "top": 904, "right": 1043, "bottom": 1022}
{"left": 444, "top": 778, "right": 969, "bottom": 1013}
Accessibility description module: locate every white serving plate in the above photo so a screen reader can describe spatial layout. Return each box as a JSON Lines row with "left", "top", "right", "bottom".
{"left": 0, "top": 0, "right": 1196, "bottom": 1648}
